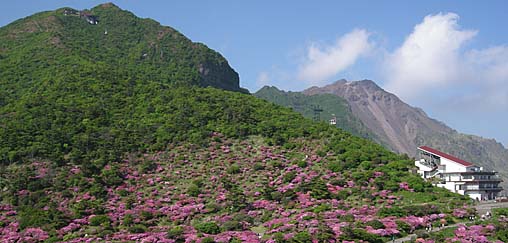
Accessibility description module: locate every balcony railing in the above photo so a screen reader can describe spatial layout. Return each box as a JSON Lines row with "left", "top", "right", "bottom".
{"left": 427, "top": 170, "right": 441, "bottom": 178}
{"left": 464, "top": 186, "right": 503, "bottom": 191}
{"left": 479, "top": 187, "right": 503, "bottom": 191}
{"left": 458, "top": 176, "right": 502, "bottom": 182}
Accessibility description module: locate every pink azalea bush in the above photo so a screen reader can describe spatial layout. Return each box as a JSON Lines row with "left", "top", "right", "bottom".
{"left": 0, "top": 135, "right": 493, "bottom": 242}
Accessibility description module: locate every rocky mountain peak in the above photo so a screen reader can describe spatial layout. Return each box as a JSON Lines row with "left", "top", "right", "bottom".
{"left": 303, "top": 79, "right": 452, "bottom": 155}
{"left": 300, "top": 78, "right": 508, "bottom": 190}
{"left": 304, "top": 79, "right": 396, "bottom": 106}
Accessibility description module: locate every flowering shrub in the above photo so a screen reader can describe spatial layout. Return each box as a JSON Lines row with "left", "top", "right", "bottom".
{"left": 0, "top": 136, "right": 490, "bottom": 242}
{"left": 448, "top": 224, "right": 495, "bottom": 242}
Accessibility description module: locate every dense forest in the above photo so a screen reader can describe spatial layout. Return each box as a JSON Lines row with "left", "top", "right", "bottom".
{"left": 0, "top": 3, "right": 247, "bottom": 166}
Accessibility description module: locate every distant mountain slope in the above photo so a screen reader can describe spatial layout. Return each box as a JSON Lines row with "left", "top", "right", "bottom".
{"left": 304, "top": 79, "right": 508, "bottom": 190}
{"left": 255, "top": 86, "right": 380, "bottom": 143}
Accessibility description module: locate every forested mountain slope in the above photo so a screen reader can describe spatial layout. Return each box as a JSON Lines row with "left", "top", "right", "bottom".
{"left": 0, "top": 3, "right": 245, "bottom": 94}
{"left": 255, "top": 86, "right": 381, "bottom": 144}
{"left": 0, "top": 3, "right": 247, "bottom": 164}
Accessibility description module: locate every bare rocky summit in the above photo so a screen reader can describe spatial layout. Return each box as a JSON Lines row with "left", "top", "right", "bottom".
{"left": 304, "top": 79, "right": 508, "bottom": 191}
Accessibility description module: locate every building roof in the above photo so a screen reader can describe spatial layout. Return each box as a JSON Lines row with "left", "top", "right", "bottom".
{"left": 418, "top": 146, "right": 474, "bottom": 167}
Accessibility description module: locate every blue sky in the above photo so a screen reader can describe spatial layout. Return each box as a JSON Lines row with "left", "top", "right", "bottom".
{"left": 1, "top": 1, "right": 508, "bottom": 147}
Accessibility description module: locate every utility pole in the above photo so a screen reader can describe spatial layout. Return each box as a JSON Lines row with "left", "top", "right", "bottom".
{"left": 312, "top": 105, "right": 323, "bottom": 122}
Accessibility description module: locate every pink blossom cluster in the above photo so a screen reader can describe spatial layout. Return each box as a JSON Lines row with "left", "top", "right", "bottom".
{"left": 452, "top": 206, "right": 470, "bottom": 218}
{"left": 399, "top": 182, "right": 413, "bottom": 191}
{"left": 0, "top": 221, "right": 49, "bottom": 242}
{"left": 1, "top": 136, "right": 495, "bottom": 242}
{"left": 448, "top": 224, "right": 497, "bottom": 243}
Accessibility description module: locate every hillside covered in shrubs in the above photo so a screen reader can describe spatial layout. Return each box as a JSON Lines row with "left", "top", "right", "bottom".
{"left": 1, "top": 133, "right": 483, "bottom": 242}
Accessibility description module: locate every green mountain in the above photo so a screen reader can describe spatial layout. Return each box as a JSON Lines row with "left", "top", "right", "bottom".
{"left": 255, "top": 85, "right": 381, "bottom": 144}
{"left": 0, "top": 4, "right": 505, "bottom": 243}
{"left": 0, "top": 3, "right": 246, "bottom": 98}
{"left": 0, "top": 3, "right": 248, "bottom": 165}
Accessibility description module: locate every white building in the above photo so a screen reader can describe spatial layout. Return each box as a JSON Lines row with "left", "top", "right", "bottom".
{"left": 415, "top": 146, "right": 502, "bottom": 201}
{"left": 329, "top": 114, "right": 337, "bottom": 125}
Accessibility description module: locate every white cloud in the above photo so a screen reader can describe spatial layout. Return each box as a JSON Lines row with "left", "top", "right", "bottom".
{"left": 464, "top": 46, "right": 508, "bottom": 108}
{"left": 256, "top": 71, "right": 270, "bottom": 87}
{"left": 466, "top": 46, "right": 508, "bottom": 83}
{"left": 380, "top": 11, "right": 508, "bottom": 146}
{"left": 297, "top": 29, "right": 373, "bottom": 85}
{"left": 384, "top": 13, "right": 477, "bottom": 100}
{"left": 383, "top": 12, "right": 508, "bottom": 112}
